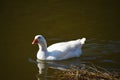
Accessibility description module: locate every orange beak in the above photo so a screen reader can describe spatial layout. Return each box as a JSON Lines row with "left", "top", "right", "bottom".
{"left": 32, "top": 39, "right": 38, "bottom": 44}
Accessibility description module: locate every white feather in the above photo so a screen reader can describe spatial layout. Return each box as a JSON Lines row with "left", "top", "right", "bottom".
{"left": 32, "top": 35, "right": 86, "bottom": 60}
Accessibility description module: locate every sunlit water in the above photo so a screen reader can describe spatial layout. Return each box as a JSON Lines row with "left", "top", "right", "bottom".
{"left": 0, "top": 0, "right": 120, "bottom": 80}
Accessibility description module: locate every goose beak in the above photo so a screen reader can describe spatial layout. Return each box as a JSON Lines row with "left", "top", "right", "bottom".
{"left": 32, "top": 39, "right": 38, "bottom": 44}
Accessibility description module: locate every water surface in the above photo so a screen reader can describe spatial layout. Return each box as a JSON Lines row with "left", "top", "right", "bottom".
{"left": 0, "top": 0, "right": 120, "bottom": 80}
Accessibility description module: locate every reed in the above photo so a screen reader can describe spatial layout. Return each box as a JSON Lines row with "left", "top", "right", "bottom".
{"left": 52, "top": 64, "right": 120, "bottom": 80}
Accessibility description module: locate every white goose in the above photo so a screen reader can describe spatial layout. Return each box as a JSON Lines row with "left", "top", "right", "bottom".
{"left": 32, "top": 35, "right": 86, "bottom": 60}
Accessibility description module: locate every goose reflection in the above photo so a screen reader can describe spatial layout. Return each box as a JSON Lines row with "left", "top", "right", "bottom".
{"left": 36, "top": 58, "right": 84, "bottom": 80}
{"left": 37, "top": 59, "right": 69, "bottom": 75}
{"left": 37, "top": 60, "right": 48, "bottom": 74}
{"left": 36, "top": 60, "right": 48, "bottom": 80}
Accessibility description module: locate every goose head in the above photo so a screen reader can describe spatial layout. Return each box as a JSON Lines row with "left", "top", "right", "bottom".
{"left": 32, "top": 35, "right": 47, "bottom": 46}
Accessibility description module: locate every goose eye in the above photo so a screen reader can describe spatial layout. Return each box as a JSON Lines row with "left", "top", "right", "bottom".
{"left": 38, "top": 37, "right": 41, "bottom": 39}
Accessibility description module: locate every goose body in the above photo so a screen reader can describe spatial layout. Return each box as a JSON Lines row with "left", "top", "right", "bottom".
{"left": 32, "top": 35, "right": 86, "bottom": 60}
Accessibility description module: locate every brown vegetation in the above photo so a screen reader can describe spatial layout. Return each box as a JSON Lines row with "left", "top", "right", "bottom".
{"left": 52, "top": 65, "right": 120, "bottom": 80}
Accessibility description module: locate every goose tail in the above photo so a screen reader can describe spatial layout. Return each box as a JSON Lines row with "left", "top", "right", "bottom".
{"left": 80, "top": 38, "right": 86, "bottom": 44}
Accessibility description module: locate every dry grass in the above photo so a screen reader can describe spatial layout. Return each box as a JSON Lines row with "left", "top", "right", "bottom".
{"left": 51, "top": 64, "right": 120, "bottom": 80}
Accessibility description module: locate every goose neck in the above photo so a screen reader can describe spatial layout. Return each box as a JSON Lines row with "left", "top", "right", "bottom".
{"left": 38, "top": 43, "right": 47, "bottom": 52}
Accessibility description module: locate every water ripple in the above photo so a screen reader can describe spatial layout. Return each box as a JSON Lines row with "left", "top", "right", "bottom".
{"left": 84, "top": 39, "right": 120, "bottom": 55}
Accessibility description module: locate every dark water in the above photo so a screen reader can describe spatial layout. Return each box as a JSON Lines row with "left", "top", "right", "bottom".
{"left": 0, "top": 0, "right": 120, "bottom": 80}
